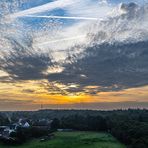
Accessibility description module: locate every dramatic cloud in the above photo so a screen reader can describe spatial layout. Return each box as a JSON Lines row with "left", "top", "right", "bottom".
{"left": 0, "top": 1, "right": 148, "bottom": 110}
{"left": 46, "top": 2, "right": 148, "bottom": 93}
{"left": 55, "top": 41, "right": 148, "bottom": 91}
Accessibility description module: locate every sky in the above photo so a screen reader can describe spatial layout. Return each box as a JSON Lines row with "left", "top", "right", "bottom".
{"left": 0, "top": 0, "right": 148, "bottom": 111}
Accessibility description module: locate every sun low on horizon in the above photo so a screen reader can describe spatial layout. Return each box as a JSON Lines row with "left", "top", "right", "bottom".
{"left": 0, "top": 0, "right": 148, "bottom": 111}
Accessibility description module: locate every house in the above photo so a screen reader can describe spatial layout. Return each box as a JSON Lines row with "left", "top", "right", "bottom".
{"left": 0, "top": 118, "right": 30, "bottom": 138}
{"left": 0, "top": 126, "right": 9, "bottom": 136}
{"left": 18, "top": 119, "right": 30, "bottom": 128}
{"left": 3, "top": 127, "right": 15, "bottom": 137}
{"left": 0, "top": 126, "right": 8, "bottom": 133}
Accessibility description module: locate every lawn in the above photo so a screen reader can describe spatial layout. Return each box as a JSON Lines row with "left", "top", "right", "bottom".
{"left": 0, "top": 132, "right": 126, "bottom": 148}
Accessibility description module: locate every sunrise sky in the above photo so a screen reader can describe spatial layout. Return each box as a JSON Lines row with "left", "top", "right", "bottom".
{"left": 0, "top": 0, "right": 148, "bottom": 111}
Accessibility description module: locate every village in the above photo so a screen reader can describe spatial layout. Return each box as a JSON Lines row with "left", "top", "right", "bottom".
{"left": 0, "top": 117, "right": 54, "bottom": 144}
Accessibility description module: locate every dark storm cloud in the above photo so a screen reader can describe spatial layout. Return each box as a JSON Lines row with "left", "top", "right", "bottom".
{"left": 0, "top": 38, "right": 53, "bottom": 80}
{"left": 1, "top": 31, "right": 148, "bottom": 95}
{"left": 47, "top": 40, "right": 148, "bottom": 92}
{"left": 0, "top": 2, "right": 148, "bottom": 95}
{"left": 47, "top": 2, "right": 148, "bottom": 93}
{"left": 1, "top": 42, "right": 148, "bottom": 95}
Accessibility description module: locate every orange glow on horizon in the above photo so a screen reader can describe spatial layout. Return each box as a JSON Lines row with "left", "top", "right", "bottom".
{"left": 0, "top": 79, "right": 148, "bottom": 110}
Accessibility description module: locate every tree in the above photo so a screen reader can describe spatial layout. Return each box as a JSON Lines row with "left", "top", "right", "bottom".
{"left": 51, "top": 118, "right": 60, "bottom": 130}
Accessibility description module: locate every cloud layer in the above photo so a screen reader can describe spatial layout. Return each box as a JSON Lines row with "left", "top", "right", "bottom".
{"left": 0, "top": 0, "right": 148, "bottom": 98}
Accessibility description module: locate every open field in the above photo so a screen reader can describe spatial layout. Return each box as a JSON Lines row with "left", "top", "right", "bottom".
{"left": 0, "top": 132, "right": 126, "bottom": 148}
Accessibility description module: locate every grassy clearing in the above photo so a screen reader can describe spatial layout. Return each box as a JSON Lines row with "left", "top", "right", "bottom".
{"left": 0, "top": 131, "right": 126, "bottom": 148}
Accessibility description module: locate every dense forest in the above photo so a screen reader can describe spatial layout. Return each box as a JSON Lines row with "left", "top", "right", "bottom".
{"left": 0, "top": 109, "right": 148, "bottom": 148}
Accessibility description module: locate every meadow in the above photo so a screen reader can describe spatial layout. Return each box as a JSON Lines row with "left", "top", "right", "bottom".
{"left": 0, "top": 132, "right": 126, "bottom": 148}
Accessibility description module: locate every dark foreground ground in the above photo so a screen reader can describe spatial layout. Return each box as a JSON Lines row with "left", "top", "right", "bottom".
{"left": 0, "top": 132, "right": 125, "bottom": 148}
{"left": 0, "top": 109, "right": 148, "bottom": 147}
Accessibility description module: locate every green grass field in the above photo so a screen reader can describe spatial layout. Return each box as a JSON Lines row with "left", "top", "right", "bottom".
{"left": 0, "top": 132, "right": 126, "bottom": 148}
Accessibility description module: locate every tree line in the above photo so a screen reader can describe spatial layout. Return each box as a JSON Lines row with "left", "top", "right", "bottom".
{"left": 0, "top": 109, "right": 148, "bottom": 147}
{"left": 50, "top": 109, "right": 148, "bottom": 148}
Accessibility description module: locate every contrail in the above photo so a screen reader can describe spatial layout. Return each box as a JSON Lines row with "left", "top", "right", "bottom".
{"left": 34, "top": 35, "right": 86, "bottom": 47}
{"left": 24, "top": 15, "right": 98, "bottom": 21}
{"left": 9, "top": 0, "right": 75, "bottom": 18}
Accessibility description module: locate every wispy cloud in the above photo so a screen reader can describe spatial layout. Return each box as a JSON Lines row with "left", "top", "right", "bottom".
{"left": 9, "top": 0, "right": 75, "bottom": 18}
{"left": 65, "top": 0, "right": 112, "bottom": 19}
{"left": 34, "top": 35, "right": 86, "bottom": 47}
{"left": 24, "top": 15, "right": 98, "bottom": 20}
